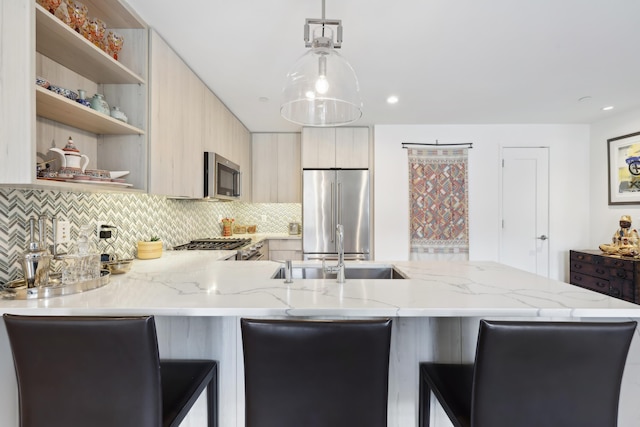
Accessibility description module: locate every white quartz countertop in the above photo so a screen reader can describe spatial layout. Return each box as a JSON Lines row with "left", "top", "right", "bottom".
{"left": 1, "top": 251, "right": 639, "bottom": 317}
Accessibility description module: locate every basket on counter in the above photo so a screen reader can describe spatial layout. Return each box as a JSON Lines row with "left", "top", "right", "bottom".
{"left": 233, "top": 225, "right": 247, "bottom": 234}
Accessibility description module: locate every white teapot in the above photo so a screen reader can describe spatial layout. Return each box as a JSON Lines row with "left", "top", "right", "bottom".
{"left": 49, "top": 136, "right": 89, "bottom": 173}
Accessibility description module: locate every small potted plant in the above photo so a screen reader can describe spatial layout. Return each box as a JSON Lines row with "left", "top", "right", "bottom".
{"left": 137, "top": 236, "right": 163, "bottom": 259}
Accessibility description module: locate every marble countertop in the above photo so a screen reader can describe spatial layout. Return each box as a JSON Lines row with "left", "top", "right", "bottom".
{"left": 1, "top": 250, "right": 638, "bottom": 317}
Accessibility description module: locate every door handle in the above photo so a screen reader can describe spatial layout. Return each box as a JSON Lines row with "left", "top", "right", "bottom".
{"left": 537, "top": 235, "right": 548, "bottom": 241}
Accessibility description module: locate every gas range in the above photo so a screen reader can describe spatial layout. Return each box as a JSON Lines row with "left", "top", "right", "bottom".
{"left": 173, "top": 238, "right": 251, "bottom": 251}
{"left": 173, "top": 238, "right": 265, "bottom": 260}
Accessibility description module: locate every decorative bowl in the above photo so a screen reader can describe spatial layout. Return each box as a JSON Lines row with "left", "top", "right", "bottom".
{"left": 103, "top": 259, "right": 133, "bottom": 275}
{"left": 48, "top": 85, "right": 78, "bottom": 101}
{"left": 137, "top": 241, "right": 163, "bottom": 260}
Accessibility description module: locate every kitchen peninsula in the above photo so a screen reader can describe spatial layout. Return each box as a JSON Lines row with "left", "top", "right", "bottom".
{"left": 1, "top": 253, "right": 640, "bottom": 427}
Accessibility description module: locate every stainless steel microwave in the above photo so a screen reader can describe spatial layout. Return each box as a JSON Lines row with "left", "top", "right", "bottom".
{"left": 204, "top": 152, "right": 241, "bottom": 200}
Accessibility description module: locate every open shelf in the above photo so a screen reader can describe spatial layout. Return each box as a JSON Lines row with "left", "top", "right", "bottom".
{"left": 36, "top": 86, "right": 145, "bottom": 135}
{"left": 35, "top": 4, "right": 144, "bottom": 84}
{"left": 33, "top": 178, "right": 144, "bottom": 193}
{"left": 81, "top": 0, "right": 146, "bottom": 29}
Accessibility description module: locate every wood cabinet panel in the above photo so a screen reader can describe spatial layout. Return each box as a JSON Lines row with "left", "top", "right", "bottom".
{"left": 269, "top": 239, "right": 303, "bottom": 261}
{"left": 251, "top": 134, "right": 278, "bottom": 203}
{"left": 302, "top": 127, "right": 369, "bottom": 169}
{"left": 335, "top": 127, "right": 369, "bottom": 168}
{"left": 149, "top": 30, "right": 251, "bottom": 198}
{"left": 301, "top": 128, "right": 336, "bottom": 168}
{"left": 252, "top": 133, "right": 301, "bottom": 203}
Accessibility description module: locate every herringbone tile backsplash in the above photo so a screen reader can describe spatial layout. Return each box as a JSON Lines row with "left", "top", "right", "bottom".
{"left": 0, "top": 188, "right": 301, "bottom": 283}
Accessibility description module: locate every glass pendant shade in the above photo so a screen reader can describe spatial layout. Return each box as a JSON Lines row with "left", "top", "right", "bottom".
{"left": 281, "top": 47, "right": 362, "bottom": 127}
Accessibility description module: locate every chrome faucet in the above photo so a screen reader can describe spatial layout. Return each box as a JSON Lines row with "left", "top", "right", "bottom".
{"left": 284, "top": 259, "right": 293, "bottom": 284}
{"left": 323, "top": 224, "right": 345, "bottom": 283}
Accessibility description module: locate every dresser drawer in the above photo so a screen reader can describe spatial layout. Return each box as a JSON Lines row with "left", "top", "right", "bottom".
{"left": 602, "top": 256, "right": 634, "bottom": 270}
{"left": 570, "top": 251, "right": 604, "bottom": 265}
{"left": 570, "top": 260, "right": 609, "bottom": 279}
{"left": 570, "top": 272, "right": 610, "bottom": 295}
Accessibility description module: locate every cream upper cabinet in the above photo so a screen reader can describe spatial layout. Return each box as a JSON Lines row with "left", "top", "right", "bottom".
{"left": 301, "top": 127, "right": 369, "bottom": 169}
{"left": 335, "top": 127, "right": 370, "bottom": 168}
{"left": 252, "top": 133, "right": 301, "bottom": 203}
{"left": 149, "top": 30, "right": 251, "bottom": 199}
{"left": 301, "top": 128, "right": 335, "bottom": 168}
{"left": 1, "top": 0, "right": 148, "bottom": 192}
{"left": 149, "top": 30, "right": 203, "bottom": 198}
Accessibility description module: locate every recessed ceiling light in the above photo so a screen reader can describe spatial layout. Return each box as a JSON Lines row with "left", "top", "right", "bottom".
{"left": 578, "top": 96, "right": 592, "bottom": 103}
{"left": 387, "top": 96, "right": 399, "bottom": 104}
{"left": 602, "top": 105, "right": 614, "bottom": 111}
{"left": 259, "top": 97, "right": 269, "bottom": 102}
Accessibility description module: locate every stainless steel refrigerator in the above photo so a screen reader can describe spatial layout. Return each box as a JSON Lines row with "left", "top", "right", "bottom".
{"left": 303, "top": 169, "right": 370, "bottom": 260}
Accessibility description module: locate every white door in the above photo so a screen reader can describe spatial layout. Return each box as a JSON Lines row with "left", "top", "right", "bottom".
{"left": 500, "top": 147, "right": 550, "bottom": 276}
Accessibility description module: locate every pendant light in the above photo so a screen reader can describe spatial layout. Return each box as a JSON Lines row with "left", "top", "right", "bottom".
{"left": 280, "top": 0, "right": 362, "bottom": 127}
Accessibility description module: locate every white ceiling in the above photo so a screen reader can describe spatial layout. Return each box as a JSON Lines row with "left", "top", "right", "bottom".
{"left": 126, "top": 0, "right": 640, "bottom": 133}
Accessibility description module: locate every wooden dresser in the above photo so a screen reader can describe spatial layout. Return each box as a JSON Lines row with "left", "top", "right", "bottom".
{"left": 569, "top": 250, "right": 640, "bottom": 304}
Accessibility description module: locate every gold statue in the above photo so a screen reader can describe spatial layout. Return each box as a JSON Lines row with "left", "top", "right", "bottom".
{"left": 599, "top": 215, "right": 640, "bottom": 256}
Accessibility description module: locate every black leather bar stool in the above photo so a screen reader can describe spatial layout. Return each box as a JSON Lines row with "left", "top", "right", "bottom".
{"left": 3, "top": 314, "right": 218, "bottom": 427}
{"left": 241, "top": 317, "right": 392, "bottom": 427}
{"left": 419, "top": 319, "right": 637, "bottom": 427}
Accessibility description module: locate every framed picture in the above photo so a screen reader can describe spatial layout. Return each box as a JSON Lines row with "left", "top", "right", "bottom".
{"left": 608, "top": 131, "right": 640, "bottom": 205}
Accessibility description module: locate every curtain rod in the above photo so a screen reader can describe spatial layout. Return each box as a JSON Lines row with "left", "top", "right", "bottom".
{"left": 402, "top": 140, "right": 473, "bottom": 149}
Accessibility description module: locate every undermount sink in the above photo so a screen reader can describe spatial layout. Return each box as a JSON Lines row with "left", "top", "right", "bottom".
{"left": 271, "top": 265, "right": 407, "bottom": 280}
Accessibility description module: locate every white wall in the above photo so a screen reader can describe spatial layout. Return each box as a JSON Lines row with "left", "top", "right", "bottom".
{"left": 373, "top": 124, "right": 591, "bottom": 281}
{"left": 590, "top": 107, "right": 640, "bottom": 247}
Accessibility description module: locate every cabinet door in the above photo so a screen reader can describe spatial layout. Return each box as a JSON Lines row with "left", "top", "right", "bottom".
{"left": 178, "top": 70, "right": 205, "bottom": 198}
{"left": 335, "top": 127, "right": 369, "bottom": 168}
{"left": 0, "top": 1, "right": 33, "bottom": 184}
{"left": 269, "top": 239, "right": 303, "bottom": 261}
{"left": 149, "top": 30, "right": 205, "bottom": 198}
{"left": 277, "top": 134, "right": 301, "bottom": 202}
{"left": 252, "top": 134, "right": 278, "bottom": 202}
{"left": 302, "top": 128, "right": 335, "bottom": 168}
{"left": 238, "top": 126, "right": 252, "bottom": 202}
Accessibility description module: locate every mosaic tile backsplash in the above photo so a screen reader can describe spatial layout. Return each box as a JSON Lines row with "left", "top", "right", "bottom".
{"left": 0, "top": 188, "right": 301, "bottom": 283}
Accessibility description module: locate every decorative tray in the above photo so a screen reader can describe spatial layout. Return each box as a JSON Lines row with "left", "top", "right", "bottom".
{"left": 0, "top": 270, "right": 110, "bottom": 300}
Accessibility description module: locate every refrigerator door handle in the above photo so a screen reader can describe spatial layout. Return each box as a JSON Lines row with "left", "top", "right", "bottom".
{"left": 337, "top": 182, "right": 342, "bottom": 225}
{"left": 330, "top": 181, "right": 335, "bottom": 243}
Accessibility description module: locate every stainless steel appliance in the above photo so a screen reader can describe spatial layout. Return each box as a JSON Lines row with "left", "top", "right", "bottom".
{"left": 173, "top": 238, "right": 265, "bottom": 260}
{"left": 303, "top": 169, "right": 370, "bottom": 260}
{"left": 204, "top": 152, "right": 241, "bottom": 200}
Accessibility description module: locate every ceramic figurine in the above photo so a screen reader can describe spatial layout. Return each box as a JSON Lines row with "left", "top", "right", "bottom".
{"left": 599, "top": 215, "right": 640, "bottom": 256}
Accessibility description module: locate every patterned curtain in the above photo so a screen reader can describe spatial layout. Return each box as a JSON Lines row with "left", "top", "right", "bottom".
{"left": 408, "top": 147, "right": 469, "bottom": 261}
